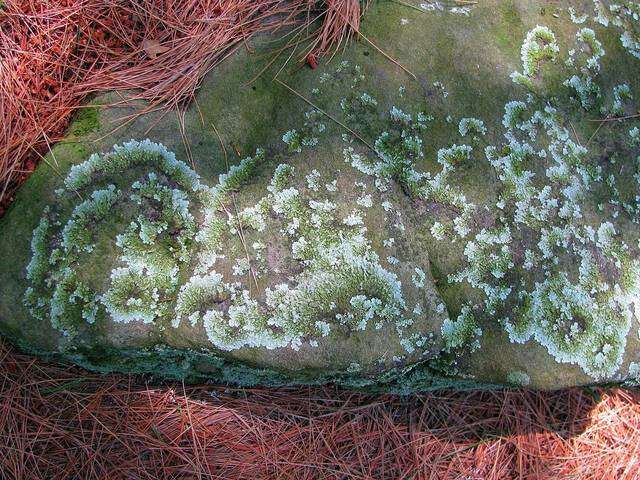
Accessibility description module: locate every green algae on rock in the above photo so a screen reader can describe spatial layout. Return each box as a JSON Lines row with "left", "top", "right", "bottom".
{"left": 2, "top": 0, "right": 640, "bottom": 390}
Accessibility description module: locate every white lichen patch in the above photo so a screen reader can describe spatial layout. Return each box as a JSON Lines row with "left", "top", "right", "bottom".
{"left": 441, "top": 306, "right": 481, "bottom": 352}
{"left": 593, "top": 0, "right": 610, "bottom": 26}
{"left": 22, "top": 22, "right": 640, "bottom": 382}
{"left": 26, "top": 141, "right": 271, "bottom": 338}
{"left": 611, "top": 83, "right": 633, "bottom": 116}
{"left": 459, "top": 118, "right": 487, "bottom": 138}
{"left": 576, "top": 28, "right": 605, "bottom": 73}
{"left": 26, "top": 130, "right": 448, "bottom": 361}
{"left": 609, "top": 2, "right": 640, "bottom": 59}
{"left": 25, "top": 140, "right": 214, "bottom": 336}
{"left": 451, "top": 25, "right": 640, "bottom": 380}
{"left": 511, "top": 26, "right": 559, "bottom": 87}
{"left": 419, "top": 1, "right": 475, "bottom": 15}
{"left": 506, "top": 371, "right": 531, "bottom": 387}
{"left": 291, "top": 31, "right": 640, "bottom": 380}
{"left": 190, "top": 157, "right": 442, "bottom": 353}
{"left": 282, "top": 110, "right": 326, "bottom": 153}
{"left": 569, "top": 7, "right": 588, "bottom": 24}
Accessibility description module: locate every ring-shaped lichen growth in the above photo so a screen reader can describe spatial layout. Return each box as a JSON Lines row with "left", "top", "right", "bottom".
{"left": 24, "top": 140, "right": 436, "bottom": 358}
{"left": 510, "top": 25, "right": 559, "bottom": 88}
{"left": 24, "top": 140, "right": 213, "bottom": 336}
{"left": 172, "top": 161, "right": 417, "bottom": 353}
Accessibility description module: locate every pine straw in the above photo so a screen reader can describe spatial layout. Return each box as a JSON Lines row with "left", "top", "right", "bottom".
{"left": 0, "top": 0, "right": 364, "bottom": 214}
{"left": 3, "top": 2, "right": 640, "bottom": 478}
{"left": 1, "top": 339, "right": 639, "bottom": 480}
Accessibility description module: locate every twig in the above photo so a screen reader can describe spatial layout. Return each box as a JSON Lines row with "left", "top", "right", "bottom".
{"left": 589, "top": 112, "right": 640, "bottom": 122}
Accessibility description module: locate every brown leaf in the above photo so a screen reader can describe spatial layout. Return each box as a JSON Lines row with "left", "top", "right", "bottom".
{"left": 306, "top": 53, "right": 318, "bottom": 70}
{"left": 142, "top": 38, "right": 170, "bottom": 59}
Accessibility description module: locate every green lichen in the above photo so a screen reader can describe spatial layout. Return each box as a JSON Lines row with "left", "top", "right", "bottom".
{"left": 506, "top": 370, "right": 531, "bottom": 386}
{"left": 610, "top": 2, "right": 640, "bottom": 60}
{"left": 510, "top": 25, "right": 559, "bottom": 87}
{"left": 24, "top": 131, "right": 444, "bottom": 360}
{"left": 24, "top": 141, "right": 213, "bottom": 337}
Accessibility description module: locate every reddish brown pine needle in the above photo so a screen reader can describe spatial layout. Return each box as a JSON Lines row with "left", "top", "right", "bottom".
{"left": 1, "top": 339, "right": 640, "bottom": 479}
{"left": 0, "top": 0, "right": 364, "bottom": 214}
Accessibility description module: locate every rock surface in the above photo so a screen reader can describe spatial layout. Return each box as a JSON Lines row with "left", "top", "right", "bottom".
{"left": 2, "top": 0, "right": 640, "bottom": 389}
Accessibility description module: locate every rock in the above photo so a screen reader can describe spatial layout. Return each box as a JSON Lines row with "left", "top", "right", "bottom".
{"left": 1, "top": 0, "right": 640, "bottom": 389}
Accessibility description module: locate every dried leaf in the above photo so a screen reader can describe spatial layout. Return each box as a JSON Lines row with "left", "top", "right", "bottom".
{"left": 306, "top": 53, "right": 318, "bottom": 70}
{"left": 142, "top": 38, "right": 169, "bottom": 59}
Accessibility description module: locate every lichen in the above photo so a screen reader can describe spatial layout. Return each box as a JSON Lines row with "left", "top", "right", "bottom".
{"left": 510, "top": 25, "right": 559, "bottom": 87}
{"left": 282, "top": 109, "right": 326, "bottom": 152}
{"left": 610, "top": 2, "right": 640, "bottom": 59}
{"left": 25, "top": 132, "right": 443, "bottom": 359}
{"left": 20, "top": 16, "right": 640, "bottom": 383}
{"left": 575, "top": 27, "right": 605, "bottom": 73}
{"left": 459, "top": 117, "right": 487, "bottom": 138}
{"left": 288, "top": 28, "right": 640, "bottom": 380}
{"left": 441, "top": 306, "right": 481, "bottom": 352}
{"left": 506, "top": 371, "right": 531, "bottom": 386}
{"left": 24, "top": 140, "right": 212, "bottom": 336}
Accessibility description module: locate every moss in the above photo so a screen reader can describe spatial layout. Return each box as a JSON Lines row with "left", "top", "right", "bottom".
{"left": 70, "top": 107, "right": 99, "bottom": 137}
{"left": 47, "top": 342, "right": 495, "bottom": 392}
{"left": 493, "top": 1, "right": 526, "bottom": 50}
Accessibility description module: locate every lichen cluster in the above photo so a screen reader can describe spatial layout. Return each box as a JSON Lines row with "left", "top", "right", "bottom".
{"left": 25, "top": 141, "right": 211, "bottom": 335}
{"left": 24, "top": 137, "right": 445, "bottom": 360}
{"left": 510, "top": 25, "right": 559, "bottom": 89}
{"left": 417, "top": 1, "right": 473, "bottom": 16}
{"left": 173, "top": 156, "right": 439, "bottom": 353}
{"left": 297, "top": 11, "right": 639, "bottom": 379}
{"left": 22, "top": 2, "right": 640, "bottom": 381}
{"left": 611, "top": 2, "right": 640, "bottom": 59}
{"left": 457, "top": 15, "right": 638, "bottom": 379}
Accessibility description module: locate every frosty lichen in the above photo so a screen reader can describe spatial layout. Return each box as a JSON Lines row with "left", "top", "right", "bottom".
{"left": 475, "top": 23, "right": 638, "bottom": 379}
{"left": 181, "top": 157, "right": 439, "bottom": 352}
{"left": 441, "top": 306, "right": 481, "bottom": 352}
{"left": 569, "top": 2, "right": 640, "bottom": 60}
{"left": 610, "top": 2, "right": 640, "bottom": 59}
{"left": 458, "top": 118, "right": 487, "bottom": 138}
{"left": 20, "top": 14, "right": 640, "bottom": 383}
{"left": 575, "top": 27, "right": 605, "bottom": 73}
{"left": 298, "top": 28, "right": 639, "bottom": 380}
{"left": 25, "top": 131, "right": 446, "bottom": 360}
{"left": 510, "top": 26, "right": 559, "bottom": 87}
{"left": 24, "top": 140, "right": 211, "bottom": 336}
{"left": 282, "top": 109, "right": 326, "bottom": 152}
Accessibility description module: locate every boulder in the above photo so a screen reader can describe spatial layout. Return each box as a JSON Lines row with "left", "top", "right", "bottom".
{"left": 2, "top": 0, "right": 640, "bottom": 389}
